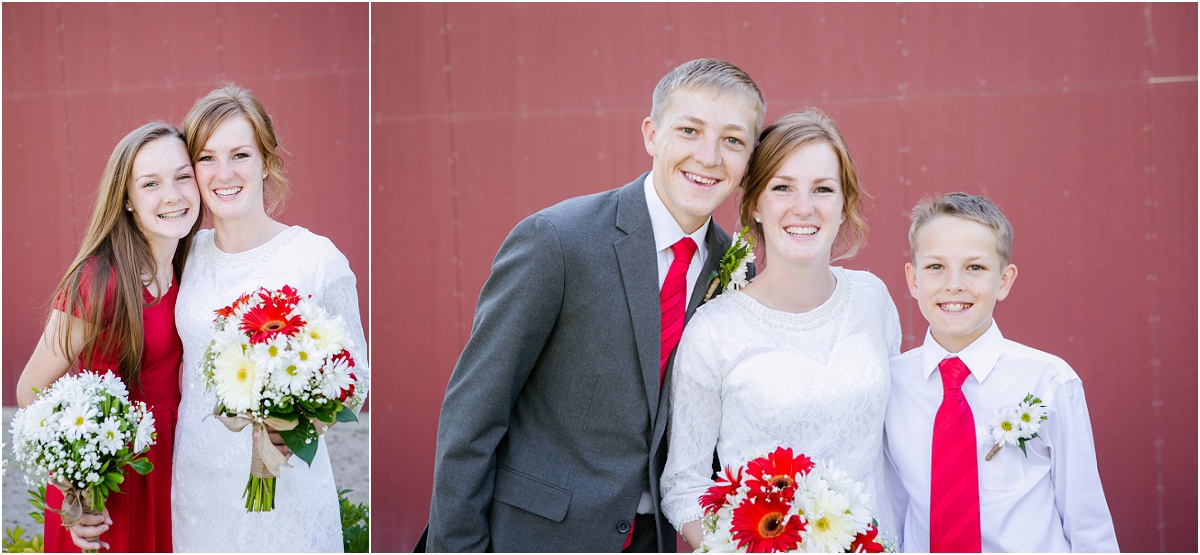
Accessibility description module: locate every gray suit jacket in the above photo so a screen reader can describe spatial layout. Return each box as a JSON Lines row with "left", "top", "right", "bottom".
{"left": 428, "top": 175, "right": 730, "bottom": 552}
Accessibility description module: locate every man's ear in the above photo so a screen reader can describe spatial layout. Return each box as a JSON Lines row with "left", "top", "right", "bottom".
{"left": 641, "top": 117, "right": 658, "bottom": 157}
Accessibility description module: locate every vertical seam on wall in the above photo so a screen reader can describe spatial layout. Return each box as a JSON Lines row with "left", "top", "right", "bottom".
{"left": 215, "top": 8, "right": 225, "bottom": 76}
{"left": 1141, "top": 3, "right": 1166, "bottom": 550}
{"left": 895, "top": 4, "right": 914, "bottom": 349}
{"left": 441, "top": 4, "right": 466, "bottom": 347}
{"left": 54, "top": 5, "right": 75, "bottom": 228}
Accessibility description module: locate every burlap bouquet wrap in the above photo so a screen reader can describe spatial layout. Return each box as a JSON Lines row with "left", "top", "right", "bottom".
{"left": 211, "top": 407, "right": 298, "bottom": 479}
{"left": 50, "top": 479, "right": 101, "bottom": 548}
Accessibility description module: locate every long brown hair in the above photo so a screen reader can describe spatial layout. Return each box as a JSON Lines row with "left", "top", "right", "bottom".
{"left": 51, "top": 122, "right": 201, "bottom": 387}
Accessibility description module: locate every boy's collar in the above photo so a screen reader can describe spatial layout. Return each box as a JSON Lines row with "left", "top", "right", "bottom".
{"left": 920, "top": 322, "right": 1005, "bottom": 384}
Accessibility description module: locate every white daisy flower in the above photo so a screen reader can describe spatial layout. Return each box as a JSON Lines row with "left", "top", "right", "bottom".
{"left": 321, "top": 355, "right": 356, "bottom": 400}
{"left": 301, "top": 313, "right": 348, "bottom": 353}
{"left": 248, "top": 334, "right": 291, "bottom": 374}
{"left": 1016, "top": 401, "right": 1048, "bottom": 435}
{"left": 95, "top": 419, "right": 124, "bottom": 455}
{"left": 59, "top": 402, "right": 99, "bottom": 441}
{"left": 801, "top": 487, "right": 856, "bottom": 552}
{"left": 290, "top": 336, "right": 323, "bottom": 375}
{"left": 98, "top": 372, "right": 129, "bottom": 400}
{"left": 274, "top": 354, "right": 317, "bottom": 396}
{"left": 133, "top": 411, "right": 156, "bottom": 452}
{"left": 989, "top": 406, "right": 1023, "bottom": 446}
{"left": 212, "top": 344, "right": 261, "bottom": 413}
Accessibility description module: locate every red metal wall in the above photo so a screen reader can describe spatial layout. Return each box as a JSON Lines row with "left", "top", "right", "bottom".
{"left": 3, "top": 3, "right": 370, "bottom": 406}
{"left": 372, "top": 3, "right": 1196, "bottom": 552}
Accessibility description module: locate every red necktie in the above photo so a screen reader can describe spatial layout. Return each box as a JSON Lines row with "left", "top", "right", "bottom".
{"left": 659, "top": 237, "right": 698, "bottom": 383}
{"left": 929, "top": 356, "right": 982, "bottom": 552}
{"left": 624, "top": 237, "right": 697, "bottom": 551}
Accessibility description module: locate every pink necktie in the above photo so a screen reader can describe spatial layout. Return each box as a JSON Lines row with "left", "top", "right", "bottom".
{"left": 659, "top": 237, "right": 697, "bottom": 383}
{"left": 930, "top": 356, "right": 982, "bottom": 552}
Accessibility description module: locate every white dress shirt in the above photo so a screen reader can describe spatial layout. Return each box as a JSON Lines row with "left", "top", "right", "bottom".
{"left": 644, "top": 173, "right": 709, "bottom": 300}
{"left": 885, "top": 323, "right": 1119, "bottom": 552}
{"left": 637, "top": 172, "right": 709, "bottom": 515}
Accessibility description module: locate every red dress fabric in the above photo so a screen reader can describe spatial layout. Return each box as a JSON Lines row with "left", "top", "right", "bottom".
{"left": 44, "top": 263, "right": 181, "bottom": 553}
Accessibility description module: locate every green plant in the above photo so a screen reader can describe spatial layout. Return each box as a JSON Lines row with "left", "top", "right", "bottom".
{"left": 28, "top": 485, "right": 47, "bottom": 525}
{"left": 3, "top": 485, "right": 46, "bottom": 553}
{"left": 338, "top": 488, "right": 369, "bottom": 553}
{"left": 2, "top": 526, "right": 43, "bottom": 553}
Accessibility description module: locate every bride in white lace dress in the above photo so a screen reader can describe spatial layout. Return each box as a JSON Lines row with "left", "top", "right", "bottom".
{"left": 661, "top": 110, "right": 900, "bottom": 549}
{"left": 171, "top": 85, "right": 368, "bottom": 552}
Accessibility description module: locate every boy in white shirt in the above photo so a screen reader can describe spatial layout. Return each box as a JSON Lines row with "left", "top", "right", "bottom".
{"left": 885, "top": 192, "right": 1119, "bottom": 552}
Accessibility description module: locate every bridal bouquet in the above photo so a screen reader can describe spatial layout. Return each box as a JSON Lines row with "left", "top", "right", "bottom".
{"left": 8, "top": 372, "right": 155, "bottom": 551}
{"left": 200, "top": 285, "right": 363, "bottom": 512}
{"left": 699, "top": 447, "right": 888, "bottom": 553}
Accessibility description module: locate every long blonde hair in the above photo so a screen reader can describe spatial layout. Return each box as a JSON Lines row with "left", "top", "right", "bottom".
{"left": 51, "top": 122, "right": 200, "bottom": 387}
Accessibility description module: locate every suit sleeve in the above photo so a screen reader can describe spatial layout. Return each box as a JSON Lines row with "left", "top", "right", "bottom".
{"left": 427, "top": 213, "right": 566, "bottom": 552}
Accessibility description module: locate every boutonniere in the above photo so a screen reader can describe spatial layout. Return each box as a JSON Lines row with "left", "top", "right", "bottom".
{"left": 985, "top": 393, "right": 1048, "bottom": 461}
{"left": 703, "top": 226, "right": 755, "bottom": 302}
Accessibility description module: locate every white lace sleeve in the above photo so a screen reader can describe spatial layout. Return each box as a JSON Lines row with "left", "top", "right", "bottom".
{"left": 314, "top": 238, "right": 370, "bottom": 412}
{"left": 880, "top": 279, "right": 902, "bottom": 357}
{"left": 661, "top": 312, "right": 724, "bottom": 530}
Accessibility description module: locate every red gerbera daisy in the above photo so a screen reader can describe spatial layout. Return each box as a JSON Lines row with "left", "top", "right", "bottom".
{"left": 339, "top": 372, "right": 358, "bottom": 402}
{"left": 850, "top": 521, "right": 885, "bottom": 553}
{"left": 730, "top": 496, "right": 805, "bottom": 553}
{"left": 332, "top": 349, "right": 356, "bottom": 368}
{"left": 240, "top": 302, "right": 305, "bottom": 344}
{"left": 701, "top": 465, "right": 743, "bottom": 515}
{"left": 745, "top": 447, "right": 813, "bottom": 499}
{"left": 214, "top": 292, "right": 253, "bottom": 319}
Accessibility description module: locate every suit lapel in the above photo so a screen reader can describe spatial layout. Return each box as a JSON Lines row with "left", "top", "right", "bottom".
{"left": 688, "top": 223, "right": 731, "bottom": 316}
{"left": 612, "top": 176, "right": 663, "bottom": 421}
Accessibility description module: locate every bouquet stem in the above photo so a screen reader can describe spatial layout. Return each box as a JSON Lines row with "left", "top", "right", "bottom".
{"left": 243, "top": 475, "right": 277, "bottom": 512}
{"left": 985, "top": 443, "right": 1002, "bottom": 461}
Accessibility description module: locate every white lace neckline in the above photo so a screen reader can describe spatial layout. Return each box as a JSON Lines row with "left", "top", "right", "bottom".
{"left": 723, "top": 266, "right": 852, "bottom": 332}
{"left": 203, "top": 226, "right": 304, "bottom": 267}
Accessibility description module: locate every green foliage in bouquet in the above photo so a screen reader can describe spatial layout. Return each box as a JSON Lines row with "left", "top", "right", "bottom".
{"left": 338, "top": 489, "right": 369, "bottom": 553}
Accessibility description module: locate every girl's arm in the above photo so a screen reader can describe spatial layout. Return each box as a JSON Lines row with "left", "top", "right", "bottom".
{"left": 16, "top": 310, "right": 87, "bottom": 407}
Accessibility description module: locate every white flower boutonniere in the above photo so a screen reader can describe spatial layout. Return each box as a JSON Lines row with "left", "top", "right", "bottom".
{"left": 986, "top": 393, "right": 1048, "bottom": 461}
{"left": 703, "top": 226, "right": 756, "bottom": 302}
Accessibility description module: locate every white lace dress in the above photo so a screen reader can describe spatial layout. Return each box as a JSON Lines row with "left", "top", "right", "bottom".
{"left": 172, "top": 227, "right": 369, "bottom": 552}
{"left": 661, "top": 267, "right": 901, "bottom": 541}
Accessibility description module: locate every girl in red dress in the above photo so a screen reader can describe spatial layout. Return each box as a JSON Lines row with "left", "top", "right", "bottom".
{"left": 15, "top": 122, "right": 202, "bottom": 552}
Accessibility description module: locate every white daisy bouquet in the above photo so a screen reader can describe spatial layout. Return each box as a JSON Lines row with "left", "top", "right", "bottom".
{"left": 199, "top": 285, "right": 364, "bottom": 512}
{"left": 986, "top": 393, "right": 1048, "bottom": 461}
{"left": 698, "top": 447, "right": 890, "bottom": 553}
{"left": 8, "top": 372, "right": 155, "bottom": 551}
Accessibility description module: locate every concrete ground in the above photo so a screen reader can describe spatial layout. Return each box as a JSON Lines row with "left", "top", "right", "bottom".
{"left": 2, "top": 407, "right": 369, "bottom": 537}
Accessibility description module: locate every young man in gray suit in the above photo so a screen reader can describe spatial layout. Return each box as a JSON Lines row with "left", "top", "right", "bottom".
{"left": 428, "top": 58, "right": 766, "bottom": 552}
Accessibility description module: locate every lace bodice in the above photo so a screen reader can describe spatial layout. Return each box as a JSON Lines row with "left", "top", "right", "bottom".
{"left": 172, "top": 227, "right": 369, "bottom": 552}
{"left": 661, "top": 267, "right": 901, "bottom": 540}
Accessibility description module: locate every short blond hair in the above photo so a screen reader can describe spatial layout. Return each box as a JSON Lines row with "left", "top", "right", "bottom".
{"left": 651, "top": 58, "right": 766, "bottom": 137}
{"left": 909, "top": 192, "right": 1014, "bottom": 265}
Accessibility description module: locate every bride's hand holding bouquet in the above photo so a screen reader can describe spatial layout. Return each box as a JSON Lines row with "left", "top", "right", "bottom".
{"left": 200, "top": 285, "right": 364, "bottom": 512}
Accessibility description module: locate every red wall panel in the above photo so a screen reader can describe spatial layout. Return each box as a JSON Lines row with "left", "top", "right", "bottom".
{"left": 373, "top": 3, "right": 1196, "bottom": 552}
{"left": 2, "top": 4, "right": 370, "bottom": 409}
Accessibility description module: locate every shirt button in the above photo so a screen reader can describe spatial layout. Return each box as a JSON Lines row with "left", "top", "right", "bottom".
{"left": 617, "top": 520, "right": 631, "bottom": 534}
